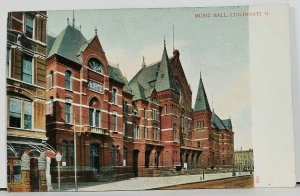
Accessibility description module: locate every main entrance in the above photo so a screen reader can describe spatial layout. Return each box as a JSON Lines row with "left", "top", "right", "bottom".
{"left": 90, "top": 144, "right": 101, "bottom": 173}
{"left": 30, "top": 158, "right": 39, "bottom": 192}
{"left": 133, "top": 150, "right": 139, "bottom": 177}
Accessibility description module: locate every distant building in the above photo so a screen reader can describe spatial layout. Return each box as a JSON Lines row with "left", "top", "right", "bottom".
{"left": 234, "top": 148, "right": 254, "bottom": 171}
{"left": 45, "top": 20, "right": 235, "bottom": 180}
{"left": 6, "top": 11, "right": 48, "bottom": 191}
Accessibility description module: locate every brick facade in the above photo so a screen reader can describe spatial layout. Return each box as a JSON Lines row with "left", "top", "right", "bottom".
{"left": 45, "top": 23, "right": 234, "bottom": 180}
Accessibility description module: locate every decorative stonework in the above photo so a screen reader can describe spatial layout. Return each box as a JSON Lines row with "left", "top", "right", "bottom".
{"left": 21, "top": 153, "right": 30, "bottom": 171}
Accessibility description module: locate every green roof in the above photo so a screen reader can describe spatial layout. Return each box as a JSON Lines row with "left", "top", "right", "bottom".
{"left": 108, "top": 65, "right": 132, "bottom": 95}
{"left": 47, "top": 25, "right": 88, "bottom": 63}
{"left": 155, "top": 45, "right": 179, "bottom": 93}
{"left": 194, "top": 74, "right": 211, "bottom": 112}
{"left": 129, "top": 45, "right": 179, "bottom": 101}
{"left": 47, "top": 35, "right": 56, "bottom": 56}
{"left": 222, "top": 119, "right": 232, "bottom": 129}
{"left": 211, "top": 112, "right": 227, "bottom": 130}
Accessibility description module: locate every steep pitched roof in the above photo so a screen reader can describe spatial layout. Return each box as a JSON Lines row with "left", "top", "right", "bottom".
{"left": 108, "top": 65, "right": 132, "bottom": 95}
{"left": 129, "top": 45, "right": 179, "bottom": 101}
{"left": 155, "top": 44, "right": 179, "bottom": 93}
{"left": 47, "top": 25, "right": 88, "bottom": 63}
{"left": 222, "top": 119, "right": 232, "bottom": 129}
{"left": 211, "top": 113, "right": 227, "bottom": 130}
{"left": 194, "top": 74, "right": 211, "bottom": 112}
{"left": 47, "top": 35, "right": 56, "bottom": 56}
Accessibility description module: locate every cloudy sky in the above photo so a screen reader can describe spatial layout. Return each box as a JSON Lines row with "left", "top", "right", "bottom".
{"left": 48, "top": 6, "right": 252, "bottom": 150}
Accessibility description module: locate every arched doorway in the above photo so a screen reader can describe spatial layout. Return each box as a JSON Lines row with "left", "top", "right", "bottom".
{"left": 133, "top": 150, "right": 139, "bottom": 177}
{"left": 90, "top": 144, "right": 101, "bottom": 173}
{"left": 30, "top": 158, "right": 39, "bottom": 192}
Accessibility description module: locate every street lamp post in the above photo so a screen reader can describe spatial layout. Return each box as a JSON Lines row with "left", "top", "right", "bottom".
{"left": 74, "top": 115, "right": 78, "bottom": 191}
{"left": 55, "top": 151, "right": 62, "bottom": 191}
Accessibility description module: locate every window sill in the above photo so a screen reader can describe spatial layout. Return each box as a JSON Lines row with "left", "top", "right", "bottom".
{"left": 65, "top": 89, "right": 73, "bottom": 92}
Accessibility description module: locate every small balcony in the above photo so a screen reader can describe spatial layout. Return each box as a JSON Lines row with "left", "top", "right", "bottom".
{"left": 86, "top": 126, "right": 108, "bottom": 135}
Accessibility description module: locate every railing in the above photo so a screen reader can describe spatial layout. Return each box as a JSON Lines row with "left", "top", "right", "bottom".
{"left": 90, "top": 127, "right": 106, "bottom": 135}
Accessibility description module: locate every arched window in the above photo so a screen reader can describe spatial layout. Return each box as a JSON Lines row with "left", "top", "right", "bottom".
{"left": 49, "top": 70, "right": 54, "bottom": 88}
{"left": 113, "top": 111, "right": 117, "bottom": 132}
{"left": 88, "top": 58, "right": 103, "bottom": 74}
{"left": 65, "top": 70, "right": 72, "bottom": 90}
{"left": 89, "top": 97, "right": 101, "bottom": 128}
{"left": 112, "top": 88, "right": 117, "bottom": 104}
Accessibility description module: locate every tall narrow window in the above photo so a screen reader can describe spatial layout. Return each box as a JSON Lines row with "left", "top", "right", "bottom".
{"left": 7, "top": 48, "right": 11, "bottom": 77}
{"left": 123, "top": 101, "right": 128, "bottom": 113}
{"left": 22, "top": 55, "right": 33, "bottom": 84}
{"left": 152, "top": 109, "right": 157, "bottom": 120}
{"left": 49, "top": 71, "right": 54, "bottom": 88}
{"left": 23, "top": 100, "right": 32, "bottom": 129}
{"left": 62, "top": 140, "right": 68, "bottom": 163}
{"left": 144, "top": 127, "right": 147, "bottom": 139}
{"left": 173, "top": 124, "right": 177, "bottom": 141}
{"left": 123, "top": 120, "right": 127, "bottom": 136}
{"left": 112, "top": 88, "right": 117, "bottom": 104}
{"left": 65, "top": 71, "right": 71, "bottom": 90}
{"left": 133, "top": 124, "right": 140, "bottom": 139}
{"left": 116, "top": 146, "right": 120, "bottom": 166}
{"left": 65, "top": 98, "right": 72, "bottom": 124}
{"left": 154, "top": 128, "right": 157, "bottom": 140}
{"left": 110, "top": 145, "right": 115, "bottom": 166}
{"left": 89, "top": 109, "right": 93, "bottom": 126}
{"left": 144, "top": 108, "right": 147, "bottom": 119}
{"left": 123, "top": 148, "right": 128, "bottom": 166}
{"left": 113, "top": 111, "right": 117, "bottom": 132}
{"left": 49, "top": 96, "right": 54, "bottom": 115}
{"left": 164, "top": 104, "right": 167, "bottom": 114}
{"left": 24, "top": 14, "right": 34, "bottom": 39}
{"left": 95, "top": 110, "right": 100, "bottom": 127}
{"left": 9, "top": 98, "right": 21, "bottom": 128}
{"left": 69, "top": 141, "right": 74, "bottom": 166}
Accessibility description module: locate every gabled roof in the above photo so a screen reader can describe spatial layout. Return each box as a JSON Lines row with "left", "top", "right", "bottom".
{"left": 194, "top": 74, "right": 211, "bottom": 112}
{"left": 211, "top": 112, "right": 227, "bottom": 130}
{"left": 47, "top": 25, "right": 88, "bottom": 63}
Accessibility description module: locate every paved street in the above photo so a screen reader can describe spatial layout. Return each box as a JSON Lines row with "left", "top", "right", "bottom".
{"left": 52, "top": 172, "right": 252, "bottom": 191}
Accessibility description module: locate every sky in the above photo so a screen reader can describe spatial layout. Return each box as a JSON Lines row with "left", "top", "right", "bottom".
{"left": 48, "top": 6, "right": 252, "bottom": 150}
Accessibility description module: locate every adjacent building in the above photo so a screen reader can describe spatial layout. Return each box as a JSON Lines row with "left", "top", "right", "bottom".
{"left": 234, "top": 148, "right": 254, "bottom": 172}
{"left": 7, "top": 11, "right": 48, "bottom": 191}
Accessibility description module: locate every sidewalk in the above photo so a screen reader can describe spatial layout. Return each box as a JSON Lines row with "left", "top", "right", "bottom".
{"left": 52, "top": 172, "right": 251, "bottom": 191}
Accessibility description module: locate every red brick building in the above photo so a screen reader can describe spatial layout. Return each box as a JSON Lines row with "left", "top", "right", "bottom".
{"left": 45, "top": 22, "right": 234, "bottom": 180}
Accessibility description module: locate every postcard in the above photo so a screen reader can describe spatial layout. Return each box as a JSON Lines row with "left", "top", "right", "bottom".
{"left": 5, "top": 4, "right": 295, "bottom": 191}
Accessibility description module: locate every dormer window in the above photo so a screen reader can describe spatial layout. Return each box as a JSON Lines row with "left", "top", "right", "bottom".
{"left": 89, "top": 58, "right": 103, "bottom": 74}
